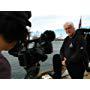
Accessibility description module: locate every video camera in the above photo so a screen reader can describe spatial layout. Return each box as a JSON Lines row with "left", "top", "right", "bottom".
{"left": 8, "top": 30, "right": 55, "bottom": 69}
{"left": 0, "top": 11, "right": 56, "bottom": 78}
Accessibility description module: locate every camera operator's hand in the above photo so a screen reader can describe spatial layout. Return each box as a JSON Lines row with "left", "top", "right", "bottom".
{"left": 86, "top": 67, "right": 90, "bottom": 72}
{"left": 62, "top": 57, "right": 66, "bottom": 66}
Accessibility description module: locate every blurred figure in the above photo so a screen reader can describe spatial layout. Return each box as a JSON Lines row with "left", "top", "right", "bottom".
{"left": 0, "top": 11, "right": 31, "bottom": 79}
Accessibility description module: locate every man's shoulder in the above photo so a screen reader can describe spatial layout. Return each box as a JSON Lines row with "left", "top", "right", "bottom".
{"left": 64, "top": 36, "right": 69, "bottom": 41}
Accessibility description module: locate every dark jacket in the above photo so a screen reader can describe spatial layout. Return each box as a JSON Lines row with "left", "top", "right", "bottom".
{"left": 60, "top": 30, "right": 89, "bottom": 69}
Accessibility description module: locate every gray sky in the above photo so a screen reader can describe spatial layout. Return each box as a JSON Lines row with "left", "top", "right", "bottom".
{"left": 2, "top": 0, "right": 90, "bottom": 38}
{"left": 29, "top": 0, "right": 90, "bottom": 31}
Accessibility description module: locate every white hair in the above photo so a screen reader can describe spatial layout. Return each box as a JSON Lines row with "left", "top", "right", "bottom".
{"left": 63, "top": 22, "right": 74, "bottom": 28}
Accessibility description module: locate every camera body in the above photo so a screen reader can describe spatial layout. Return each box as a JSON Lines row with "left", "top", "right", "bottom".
{"left": 18, "top": 39, "right": 52, "bottom": 67}
{"left": 8, "top": 30, "right": 55, "bottom": 68}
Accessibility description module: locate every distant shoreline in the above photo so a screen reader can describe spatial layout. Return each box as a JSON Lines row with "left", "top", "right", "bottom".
{"left": 54, "top": 38, "right": 64, "bottom": 41}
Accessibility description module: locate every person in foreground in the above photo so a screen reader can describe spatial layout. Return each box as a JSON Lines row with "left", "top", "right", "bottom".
{"left": 0, "top": 11, "right": 31, "bottom": 79}
{"left": 60, "top": 22, "right": 89, "bottom": 79}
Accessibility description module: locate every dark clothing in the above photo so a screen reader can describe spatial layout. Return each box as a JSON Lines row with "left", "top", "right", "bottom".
{"left": 52, "top": 54, "right": 62, "bottom": 79}
{"left": 60, "top": 30, "right": 89, "bottom": 79}
{"left": 66, "top": 62, "right": 85, "bottom": 79}
{"left": 0, "top": 53, "right": 11, "bottom": 79}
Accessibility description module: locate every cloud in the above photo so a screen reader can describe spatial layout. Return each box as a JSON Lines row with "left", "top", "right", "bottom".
{"left": 30, "top": 15, "right": 85, "bottom": 32}
{"left": 30, "top": 15, "right": 90, "bottom": 38}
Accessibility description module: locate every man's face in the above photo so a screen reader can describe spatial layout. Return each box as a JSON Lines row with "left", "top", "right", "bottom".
{"left": 0, "top": 35, "right": 16, "bottom": 51}
{"left": 64, "top": 25, "right": 75, "bottom": 37}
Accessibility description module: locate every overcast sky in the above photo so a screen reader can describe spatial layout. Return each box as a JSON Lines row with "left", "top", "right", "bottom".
{"left": 1, "top": 0, "right": 90, "bottom": 37}
{"left": 28, "top": 0, "right": 90, "bottom": 31}
{"left": 28, "top": 0, "right": 90, "bottom": 16}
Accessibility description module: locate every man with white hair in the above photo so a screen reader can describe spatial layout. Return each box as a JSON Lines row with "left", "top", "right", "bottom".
{"left": 60, "top": 22, "right": 89, "bottom": 79}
